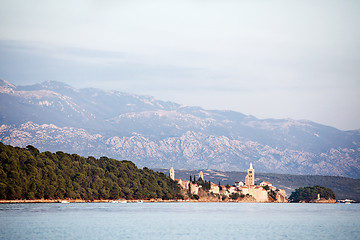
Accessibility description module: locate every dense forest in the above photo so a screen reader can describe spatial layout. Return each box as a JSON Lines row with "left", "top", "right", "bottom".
{"left": 289, "top": 186, "right": 336, "bottom": 202}
{"left": 0, "top": 143, "right": 181, "bottom": 200}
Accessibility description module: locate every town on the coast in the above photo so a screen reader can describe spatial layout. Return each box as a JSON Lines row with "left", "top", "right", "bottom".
{"left": 170, "top": 163, "right": 288, "bottom": 202}
{"left": 0, "top": 143, "right": 340, "bottom": 203}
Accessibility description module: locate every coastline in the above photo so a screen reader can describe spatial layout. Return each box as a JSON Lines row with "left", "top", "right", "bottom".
{"left": 0, "top": 198, "right": 287, "bottom": 204}
{"left": 1, "top": 199, "right": 341, "bottom": 204}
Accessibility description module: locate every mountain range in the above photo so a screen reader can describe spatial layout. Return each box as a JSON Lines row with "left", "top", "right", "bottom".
{"left": 1, "top": 79, "right": 359, "bottom": 178}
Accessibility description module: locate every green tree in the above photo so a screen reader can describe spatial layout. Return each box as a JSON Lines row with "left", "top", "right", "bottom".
{"left": 230, "top": 192, "right": 240, "bottom": 200}
{"left": 0, "top": 142, "right": 181, "bottom": 201}
{"left": 289, "top": 186, "right": 335, "bottom": 202}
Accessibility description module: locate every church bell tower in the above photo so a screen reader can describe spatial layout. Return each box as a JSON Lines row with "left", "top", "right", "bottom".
{"left": 245, "top": 163, "right": 254, "bottom": 186}
{"left": 169, "top": 167, "right": 175, "bottom": 180}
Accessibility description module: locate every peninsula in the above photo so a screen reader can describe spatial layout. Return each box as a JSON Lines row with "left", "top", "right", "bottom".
{"left": 0, "top": 142, "right": 286, "bottom": 203}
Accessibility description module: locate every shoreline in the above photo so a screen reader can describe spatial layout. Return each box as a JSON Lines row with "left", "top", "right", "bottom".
{"left": 0, "top": 199, "right": 281, "bottom": 204}
{"left": 0, "top": 199, "right": 337, "bottom": 204}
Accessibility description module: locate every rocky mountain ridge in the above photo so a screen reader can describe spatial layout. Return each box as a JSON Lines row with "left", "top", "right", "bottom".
{"left": 1, "top": 79, "right": 359, "bottom": 178}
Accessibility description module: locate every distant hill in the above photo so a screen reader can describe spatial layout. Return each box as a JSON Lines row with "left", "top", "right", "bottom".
{"left": 155, "top": 168, "right": 360, "bottom": 202}
{"left": 1, "top": 79, "right": 359, "bottom": 178}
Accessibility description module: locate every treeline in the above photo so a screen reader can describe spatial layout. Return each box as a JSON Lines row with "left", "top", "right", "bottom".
{"left": 289, "top": 186, "right": 335, "bottom": 202}
{"left": 0, "top": 143, "right": 181, "bottom": 200}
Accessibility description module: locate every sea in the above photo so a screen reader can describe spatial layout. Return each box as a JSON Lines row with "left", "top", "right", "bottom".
{"left": 0, "top": 202, "right": 359, "bottom": 240}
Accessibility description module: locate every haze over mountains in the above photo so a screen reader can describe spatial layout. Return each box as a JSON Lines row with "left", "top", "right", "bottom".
{"left": 1, "top": 79, "right": 359, "bottom": 178}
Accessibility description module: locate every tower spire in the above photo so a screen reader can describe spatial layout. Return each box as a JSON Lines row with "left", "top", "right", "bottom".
{"left": 245, "top": 163, "right": 255, "bottom": 186}
{"left": 169, "top": 167, "right": 175, "bottom": 180}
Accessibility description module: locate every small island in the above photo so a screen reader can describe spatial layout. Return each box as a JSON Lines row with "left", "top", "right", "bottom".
{"left": 289, "top": 186, "right": 336, "bottom": 203}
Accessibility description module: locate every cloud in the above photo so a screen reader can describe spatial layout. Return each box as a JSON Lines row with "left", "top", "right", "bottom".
{"left": 0, "top": 0, "right": 359, "bottom": 130}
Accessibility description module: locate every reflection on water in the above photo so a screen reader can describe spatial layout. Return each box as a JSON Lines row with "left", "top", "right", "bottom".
{"left": 1, "top": 203, "right": 359, "bottom": 240}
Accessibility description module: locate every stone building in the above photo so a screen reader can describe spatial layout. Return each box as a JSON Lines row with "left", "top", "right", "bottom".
{"left": 209, "top": 182, "right": 220, "bottom": 194}
{"left": 169, "top": 167, "right": 175, "bottom": 181}
{"left": 235, "top": 181, "right": 244, "bottom": 188}
{"left": 260, "top": 181, "right": 272, "bottom": 187}
{"left": 241, "top": 185, "right": 268, "bottom": 202}
{"left": 239, "top": 164, "right": 287, "bottom": 202}
{"left": 245, "top": 163, "right": 254, "bottom": 186}
{"left": 198, "top": 171, "right": 204, "bottom": 181}
{"left": 176, "top": 179, "right": 199, "bottom": 195}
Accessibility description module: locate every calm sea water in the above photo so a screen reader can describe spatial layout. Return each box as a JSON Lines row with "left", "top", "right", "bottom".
{"left": 0, "top": 202, "right": 359, "bottom": 240}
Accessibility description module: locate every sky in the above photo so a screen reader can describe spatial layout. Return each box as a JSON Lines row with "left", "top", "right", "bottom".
{"left": 0, "top": 0, "right": 359, "bottom": 130}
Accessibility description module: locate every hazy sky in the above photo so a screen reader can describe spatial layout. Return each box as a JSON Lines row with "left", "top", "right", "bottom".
{"left": 0, "top": 0, "right": 359, "bottom": 130}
